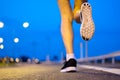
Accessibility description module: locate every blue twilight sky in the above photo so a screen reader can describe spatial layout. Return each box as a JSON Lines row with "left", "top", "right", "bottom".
{"left": 0, "top": 0, "right": 120, "bottom": 60}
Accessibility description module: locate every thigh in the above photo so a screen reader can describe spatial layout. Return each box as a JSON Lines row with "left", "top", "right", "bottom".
{"left": 58, "top": 0, "right": 73, "bottom": 19}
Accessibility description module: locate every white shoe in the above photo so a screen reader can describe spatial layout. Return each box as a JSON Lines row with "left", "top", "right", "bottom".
{"left": 80, "top": 2, "right": 95, "bottom": 41}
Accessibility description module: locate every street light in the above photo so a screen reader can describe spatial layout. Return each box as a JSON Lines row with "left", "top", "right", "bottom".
{"left": 80, "top": 42, "right": 83, "bottom": 59}
{"left": 85, "top": 41, "right": 88, "bottom": 58}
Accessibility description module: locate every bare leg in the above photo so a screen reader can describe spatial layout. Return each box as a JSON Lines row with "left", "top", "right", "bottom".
{"left": 73, "top": 0, "right": 88, "bottom": 23}
{"left": 58, "top": 0, "right": 77, "bottom": 73}
{"left": 58, "top": 0, "right": 95, "bottom": 73}
{"left": 58, "top": 0, "right": 73, "bottom": 54}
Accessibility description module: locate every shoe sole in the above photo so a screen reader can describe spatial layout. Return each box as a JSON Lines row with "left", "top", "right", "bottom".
{"left": 60, "top": 67, "right": 77, "bottom": 73}
{"left": 80, "top": 2, "right": 95, "bottom": 41}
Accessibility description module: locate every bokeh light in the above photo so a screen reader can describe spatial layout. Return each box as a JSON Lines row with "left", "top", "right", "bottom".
{"left": 14, "top": 38, "right": 19, "bottom": 43}
{"left": 0, "top": 44, "right": 4, "bottom": 49}
{"left": 0, "top": 38, "right": 3, "bottom": 43}
{"left": 23, "top": 22, "right": 29, "bottom": 28}
{"left": 0, "top": 21, "right": 4, "bottom": 28}
{"left": 15, "top": 58, "right": 20, "bottom": 63}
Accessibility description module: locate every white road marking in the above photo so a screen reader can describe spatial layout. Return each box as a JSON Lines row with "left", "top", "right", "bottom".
{"left": 79, "top": 65, "right": 120, "bottom": 75}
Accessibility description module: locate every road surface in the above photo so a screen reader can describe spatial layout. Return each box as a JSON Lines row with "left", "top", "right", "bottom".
{"left": 0, "top": 63, "right": 120, "bottom": 80}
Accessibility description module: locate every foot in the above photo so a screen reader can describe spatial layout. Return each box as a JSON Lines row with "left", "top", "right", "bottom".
{"left": 80, "top": 2, "right": 95, "bottom": 41}
{"left": 60, "top": 59, "right": 77, "bottom": 73}
{"left": 74, "top": 10, "right": 81, "bottom": 23}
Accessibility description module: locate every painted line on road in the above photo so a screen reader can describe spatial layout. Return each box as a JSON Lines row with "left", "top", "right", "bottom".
{"left": 79, "top": 65, "right": 120, "bottom": 75}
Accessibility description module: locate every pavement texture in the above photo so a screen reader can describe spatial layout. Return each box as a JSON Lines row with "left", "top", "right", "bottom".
{"left": 0, "top": 63, "right": 120, "bottom": 80}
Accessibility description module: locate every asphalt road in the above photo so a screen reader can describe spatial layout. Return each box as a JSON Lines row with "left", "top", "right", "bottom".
{"left": 0, "top": 63, "right": 120, "bottom": 80}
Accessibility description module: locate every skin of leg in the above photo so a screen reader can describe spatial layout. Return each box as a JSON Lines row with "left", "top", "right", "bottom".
{"left": 57, "top": 0, "right": 74, "bottom": 54}
{"left": 73, "top": 0, "right": 88, "bottom": 23}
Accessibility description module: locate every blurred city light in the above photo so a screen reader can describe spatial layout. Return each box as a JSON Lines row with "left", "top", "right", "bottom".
{"left": 10, "top": 58, "right": 14, "bottom": 62}
{"left": 14, "top": 38, "right": 19, "bottom": 43}
{"left": 0, "top": 38, "right": 3, "bottom": 43}
{"left": 35, "top": 58, "right": 39, "bottom": 64}
{"left": 0, "top": 44, "right": 4, "bottom": 49}
{"left": 15, "top": 58, "right": 20, "bottom": 63}
{"left": 0, "top": 21, "right": 4, "bottom": 28}
{"left": 23, "top": 22, "right": 29, "bottom": 28}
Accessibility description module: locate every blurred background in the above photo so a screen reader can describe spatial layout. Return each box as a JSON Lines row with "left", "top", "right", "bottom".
{"left": 0, "top": 0, "right": 120, "bottom": 62}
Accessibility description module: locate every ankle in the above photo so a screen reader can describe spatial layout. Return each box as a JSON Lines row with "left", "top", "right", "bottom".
{"left": 66, "top": 53, "right": 75, "bottom": 61}
{"left": 73, "top": 10, "right": 81, "bottom": 23}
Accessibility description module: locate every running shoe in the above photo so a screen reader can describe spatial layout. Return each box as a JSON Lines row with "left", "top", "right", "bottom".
{"left": 60, "top": 59, "right": 77, "bottom": 72}
{"left": 80, "top": 2, "right": 95, "bottom": 41}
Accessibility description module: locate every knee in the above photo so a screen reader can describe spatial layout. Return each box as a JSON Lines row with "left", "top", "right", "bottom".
{"left": 62, "top": 15, "right": 73, "bottom": 23}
